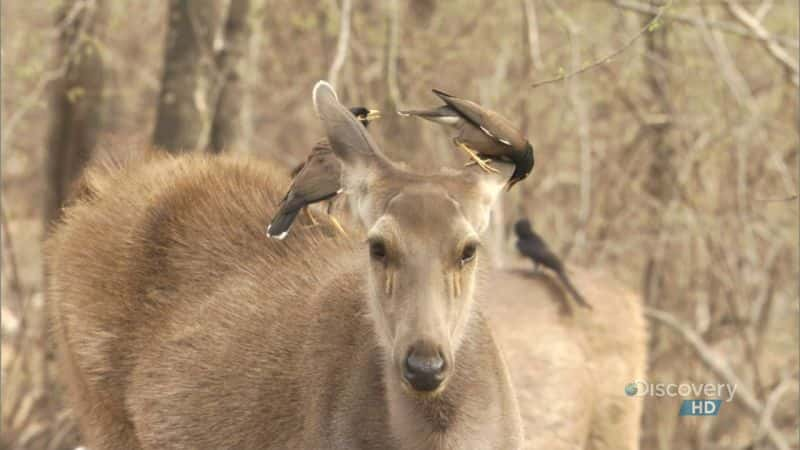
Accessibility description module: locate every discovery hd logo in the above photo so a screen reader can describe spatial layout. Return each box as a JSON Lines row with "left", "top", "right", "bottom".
{"left": 625, "top": 380, "right": 736, "bottom": 416}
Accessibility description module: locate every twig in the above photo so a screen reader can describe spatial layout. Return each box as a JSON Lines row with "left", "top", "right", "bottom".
{"left": 521, "top": 0, "right": 543, "bottom": 70}
{"left": 327, "top": 0, "right": 352, "bottom": 89}
{"left": 756, "top": 371, "right": 796, "bottom": 444}
{"left": 564, "top": 30, "right": 592, "bottom": 252}
{"left": 383, "top": 0, "right": 401, "bottom": 107}
{"left": 1, "top": 0, "right": 99, "bottom": 150}
{"left": 645, "top": 308, "right": 791, "bottom": 450}
{"left": 612, "top": 0, "right": 797, "bottom": 49}
{"left": 753, "top": 194, "right": 798, "bottom": 203}
{"left": 697, "top": 5, "right": 755, "bottom": 110}
{"left": 531, "top": 0, "right": 673, "bottom": 88}
{"left": 1, "top": 67, "right": 68, "bottom": 150}
{"left": 0, "top": 197, "right": 24, "bottom": 313}
{"left": 724, "top": 0, "right": 799, "bottom": 86}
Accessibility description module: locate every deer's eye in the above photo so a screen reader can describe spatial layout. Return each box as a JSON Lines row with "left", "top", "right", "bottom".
{"left": 460, "top": 243, "right": 478, "bottom": 266}
{"left": 369, "top": 240, "right": 387, "bottom": 261}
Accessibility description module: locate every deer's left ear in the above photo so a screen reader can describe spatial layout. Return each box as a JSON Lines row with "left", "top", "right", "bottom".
{"left": 313, "top": 81, "right": 390, "bottom": 170}
{"left": 312, "top": 80, "right": 401, "bottom": 229}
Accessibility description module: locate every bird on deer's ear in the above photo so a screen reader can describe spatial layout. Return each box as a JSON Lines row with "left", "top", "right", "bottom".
{"left": 266, "top": 106, "right": 381, "bottom": 240}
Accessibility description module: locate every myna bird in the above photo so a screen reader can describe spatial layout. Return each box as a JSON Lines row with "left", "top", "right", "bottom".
{"left": 514, "top": 219, "right": 591, "bottom": 310}
{"left": 398, "top": 89, "right": 534, "bottom": 190}
{"left": 266, "top": 106, "right": 379, "bottom": 239}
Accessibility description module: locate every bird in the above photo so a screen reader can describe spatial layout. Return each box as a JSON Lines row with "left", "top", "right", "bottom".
{"left": 514, "top": 218, "right": 591, "bottom": 310}
{"left": 266, "top": 106, "right": 380, "bottom": 240}
{"left": 398, "top": 89, "right": 534, "bottom": 190}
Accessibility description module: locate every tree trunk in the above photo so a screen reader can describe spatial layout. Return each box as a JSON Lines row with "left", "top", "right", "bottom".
{"left": 643, "top": 2, "right": 674, "bottom": 203}
{"left": 44, "top": 0, "right": 106, "bottom": 230}
{"left": 641, "top": 0, "right": 674, "bottom": 309}
{"left": 153, "top": 0, "right": 222, "bottom": 153}
{"left": 209, "top": 0, "right": 253, "bottom": 154}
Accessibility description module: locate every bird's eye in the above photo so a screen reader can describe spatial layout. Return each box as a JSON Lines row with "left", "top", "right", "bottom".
{"left": 460, "top": 243, "right": 477, "bottom": 266}
{"left": 369, "top": 240, "right": 387, "bottom": 261}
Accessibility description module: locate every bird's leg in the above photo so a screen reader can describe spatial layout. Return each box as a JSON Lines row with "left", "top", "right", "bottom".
{"left": 304, "top": 207, "right": 318, "bottom": 226}
{"left": 329, "top": 216, "right": 348, "bottom": 238}
{"left": 454, "top": 140, "right": 499, "bottom": 174}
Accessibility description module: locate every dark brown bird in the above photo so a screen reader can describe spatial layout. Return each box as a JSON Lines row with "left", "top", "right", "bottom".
{"left": 399, "top": 89, "right": 534, "bottom": 190}
{"left": 514, "top": 219, "right": 591, "bottom": 310}
{"left": 266, "top": 107, "right": 379, "bottom": 239}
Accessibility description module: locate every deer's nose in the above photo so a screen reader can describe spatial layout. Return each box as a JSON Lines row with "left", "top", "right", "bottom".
{"left": 402, "top": 343, "right": 446, "bottom": 392}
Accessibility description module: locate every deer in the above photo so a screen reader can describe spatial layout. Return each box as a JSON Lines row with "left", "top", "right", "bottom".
{"left": 46, "top": 81, "right": 524, "bottom": 449}
{"left": 478, "top": 266, "right": 647, "bottom": 450}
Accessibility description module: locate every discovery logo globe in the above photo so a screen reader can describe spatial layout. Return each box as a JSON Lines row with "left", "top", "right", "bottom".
{"left": 625, "top": 383, "right": 638, "bottom": 396}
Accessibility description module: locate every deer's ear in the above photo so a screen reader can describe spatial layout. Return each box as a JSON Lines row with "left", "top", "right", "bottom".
{"left": 312, "top": 80, "right": 398, "bottom": 228}
{"left": 313, "top": 81, "right": 387, "bottom": 170}
{"left": 455, "top": 161, "right": 515, "bottom": 233}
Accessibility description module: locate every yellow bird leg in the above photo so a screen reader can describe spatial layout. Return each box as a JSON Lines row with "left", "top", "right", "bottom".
{"left": 456, "top": 142, "right": 499, "bottom": 174}
{"left": 304, "top": 208, "right": 318, "bottom": 225}
{"left": 328, "top": 215, "right": 348, "bottom": 238}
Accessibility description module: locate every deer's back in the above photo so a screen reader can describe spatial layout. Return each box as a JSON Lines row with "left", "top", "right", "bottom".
{"left": 46, "top": 154, "right": 364, "bottom": 448}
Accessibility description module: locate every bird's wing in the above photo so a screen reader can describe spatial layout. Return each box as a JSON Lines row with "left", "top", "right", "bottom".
{"left": 517, "top": 238, "right": 563, "bottom": 272}
{"left": 481, "top": 110, "right": 528, "bottom": 150}
{"left": 290, "top": 139, "right": 333, "bottom": 180}
{"left": 290, "top": 151, "right": 343, "bottom": 204}
{"left": 432, "top": 89, "right": 486, "bottom": 129}
{"left": 432, "top": 89, "right": 527, "bottom": 150}
{"left": 516, "top": 239, "right": 540, "bottom": 259}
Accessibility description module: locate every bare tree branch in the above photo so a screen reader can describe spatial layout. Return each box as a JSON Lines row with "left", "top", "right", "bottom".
{"left": 724, "top": 0, "right": 799, "bottom": 86}
{"left": 754, "top": 194, "right": 798, "bottom": 203}
{"left": 152, "top": 0, "right": 223, "bottom": 152}
{"left": 383, "top": 0, "right": 401, "bottom": 108}
{"left": 209, "top": 0, "right": 253, "bottom": 153}
{"left": 612, "top": 0, "right": 798, "bottom": 48}
{"left": 44, "top": 0, "right": 106, "bottom": 228}
{"left": 0, "top": 198, "right": 24, "bottom": 314}
{"left": 531, "top": 0, "right": 673, "bottom": 88}
{"left": 327, "top": 0, "right": 352, "bottom": 89}
{"left": 521, "top": 0, "right": 543, "bottom": 70}
{"left": 645, "top": 308, "right": 791, "bottom": 450}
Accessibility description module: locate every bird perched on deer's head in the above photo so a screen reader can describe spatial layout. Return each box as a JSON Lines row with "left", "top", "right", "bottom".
{"left": 399, "top": 89, "right": 534, "bottom": 190}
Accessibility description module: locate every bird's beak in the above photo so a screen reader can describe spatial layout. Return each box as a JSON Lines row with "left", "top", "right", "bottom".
{"left": 365, "top": 109, "right": 382, "bottom": 121}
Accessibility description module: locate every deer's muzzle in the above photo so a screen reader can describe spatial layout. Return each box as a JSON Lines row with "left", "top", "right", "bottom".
{"left": 402, "top": 341, "right": 448, "bottom": 393}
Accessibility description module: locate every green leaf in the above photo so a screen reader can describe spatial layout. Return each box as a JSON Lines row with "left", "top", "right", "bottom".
{"left": 648, "top": 18, "right": 663, "bottom": 32}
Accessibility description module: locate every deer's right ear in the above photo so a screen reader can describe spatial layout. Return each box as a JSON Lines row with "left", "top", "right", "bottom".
{"left": 313, "top": 81, "right": 385, "bottom": 172}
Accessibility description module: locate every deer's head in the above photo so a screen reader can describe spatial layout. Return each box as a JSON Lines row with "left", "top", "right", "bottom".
{"left": 314, "top": 82, "right": 513, "bottom": 396}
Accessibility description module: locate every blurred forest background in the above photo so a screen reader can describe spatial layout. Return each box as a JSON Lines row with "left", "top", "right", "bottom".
{"left": 1, "top": 0, "right": 798, "bottom": 449}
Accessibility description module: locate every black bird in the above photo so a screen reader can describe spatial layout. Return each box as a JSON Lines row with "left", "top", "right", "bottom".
{"left": 266, "top": 107, "right": 380, "bottom": 239}
{"left": 399, "top": 89, "right": 534, "bottom": 190}
{"left": 514, "top": 219, "right": 591, "bottom": 310}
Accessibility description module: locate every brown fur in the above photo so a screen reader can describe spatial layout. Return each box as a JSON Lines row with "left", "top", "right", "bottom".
{"left": 479, "top": 267, "right": 647, "bottom": 450}
{"left": 46, "top": 152, "right": 522, "bottom": 449}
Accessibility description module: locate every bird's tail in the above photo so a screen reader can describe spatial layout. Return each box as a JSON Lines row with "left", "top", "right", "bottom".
{"left": 397, "top": 109, "right": 438, "bottom": 117}
{"left": 557, "top": 270, "right": 592, "bottom": 310}
{"left": 266, "top": 207, "right": 301, "bottom": 240}
{"left": 397, "top": 105, "right": 457, "bottom": 120}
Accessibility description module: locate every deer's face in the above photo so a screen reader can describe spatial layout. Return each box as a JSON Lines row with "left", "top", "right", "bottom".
{"left": 363, "top": 185, "right": 481, "bottom": 394}
{"left": 312, "top": 81, "right": 512, "bottom": 396}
